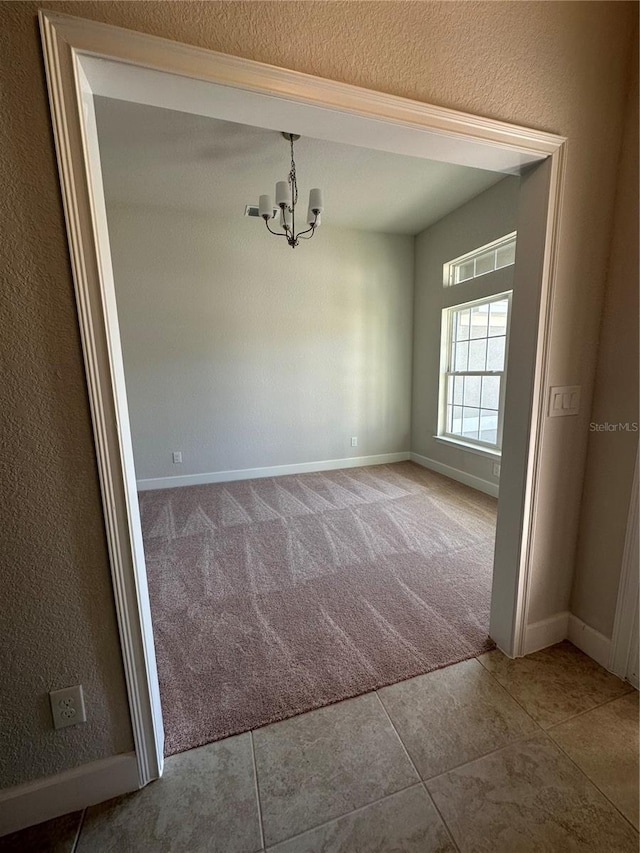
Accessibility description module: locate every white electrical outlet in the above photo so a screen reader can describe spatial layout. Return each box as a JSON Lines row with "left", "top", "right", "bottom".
{"left": 493, "top": 461, "right": 501, "bottom": 477}
{"left": 49, "top": 685, "right": 86, "bottom": 730}
{"left": 172, "top": 451, "right": 183, "bottom": 464}
{"left": 351, "top": 436, "right": 358, "bottom": 447}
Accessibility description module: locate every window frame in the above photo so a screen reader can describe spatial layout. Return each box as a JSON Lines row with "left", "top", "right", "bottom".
{"left": 443, "top": 231, "right": 517, "bottom": 288}
{"left": 438, "top": 290, "right": 513, "bottom": 454}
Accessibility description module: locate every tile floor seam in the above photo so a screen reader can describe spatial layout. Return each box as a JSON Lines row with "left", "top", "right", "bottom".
{"left": 250, "top": 730, "right": 266, "bottom": 852}
{"left": 373, "top": 690, "right": 422, "bottom": 781}
{"left": 425, "top": 726, "right": 640, "bottom": 839}
{"left": 423, "top": 729, "right": 546, "bottom": 786}
{"left": 546, "top": 729, "right": 640, "bottom": 836}
{"left": 424, "top": 729, "right": 640, "bottom": 852}
{"left": 376, "top": 670, "right": 552, "bottom": 787}
{"left": 71, "top": 808, "right": 86, "bottom": 853}
{"left": 473, "top": 655, "right": 545, "bottom": 729}
{"left": 261, "top": 782, "right": 426, "bottom": 852}
{"left": 420, "top": 782, "right": 462, "bottom": 853}
{"left": 544, "top": 687, "right": 637, "bottom": 730}
{"left": 474, "top": 653, "right": 635, "bottom": 730}
{"left": 474, "top": 654, "right": 492, "bottom": 674}
{"left": 374, "top": 689, "right": 462, "bottom": 852}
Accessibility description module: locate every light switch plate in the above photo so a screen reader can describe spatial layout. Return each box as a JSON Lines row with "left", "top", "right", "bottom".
{"left": 549, "top": 385, "right": 581, "bottom": 417}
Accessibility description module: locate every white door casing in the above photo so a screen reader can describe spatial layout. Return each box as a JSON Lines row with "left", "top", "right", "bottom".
{"left": 610, "top": 445, "right": 640, "bottom": 686}
{"left": 38, "top": 10, "right": 567, "bottom": 784}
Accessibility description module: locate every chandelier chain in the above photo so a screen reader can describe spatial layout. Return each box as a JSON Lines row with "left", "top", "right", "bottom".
{"left": 288, "top": 135, "right": 298, "bottom": 208}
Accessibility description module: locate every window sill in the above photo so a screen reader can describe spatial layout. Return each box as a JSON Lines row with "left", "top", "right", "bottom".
{"left": 433, "top": 435, "right": 502, "bottom": 460}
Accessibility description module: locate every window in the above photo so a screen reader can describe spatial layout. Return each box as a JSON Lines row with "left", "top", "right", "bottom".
{"left": 438, "top": 234, "right": 516, "bottom": 454}
{"left": 445, "top": 233, "right": 516, "bottom": 287}
{"left": 441, "top": 294, "right": 511, "bottom": 450}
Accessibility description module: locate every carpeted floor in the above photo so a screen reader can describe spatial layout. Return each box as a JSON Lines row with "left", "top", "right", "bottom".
{"left": 140, "top": 461, "right": 497, "bottom": 756}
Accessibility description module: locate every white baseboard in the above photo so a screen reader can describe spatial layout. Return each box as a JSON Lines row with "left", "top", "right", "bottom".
{"left": 409, "top": 452, "right": 499, "bottom": 497}
{"left": 568, "top": 614, "right": 612, "bottom": 669}
{"left": 523, "top": 611, "right": 570, "bottom": 655}
{"left": 522, "top": 611, "right": 614, "bottom": 670}
{"left": 137, "top": 452, "right": 411, "bottom": 491}
{"left": 0, "top": 753, "right": 139, "bottom": 838}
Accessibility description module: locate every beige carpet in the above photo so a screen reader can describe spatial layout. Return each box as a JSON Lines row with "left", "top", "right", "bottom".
{"left": 140, "top": 461, "right": 497, "bottom": 755}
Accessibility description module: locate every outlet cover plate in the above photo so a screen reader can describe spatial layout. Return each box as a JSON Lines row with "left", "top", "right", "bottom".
{"left": 50, "top": 685, "right": 86, "bottom": 730}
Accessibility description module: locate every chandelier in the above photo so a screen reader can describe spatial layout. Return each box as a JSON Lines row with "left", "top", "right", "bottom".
{"left": 258, "top": 133, "right": 324, "bottom": 248}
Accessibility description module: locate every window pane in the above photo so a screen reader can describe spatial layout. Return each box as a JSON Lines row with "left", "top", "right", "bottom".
{"left": 469, "top": 304, "right": 489, "bottom": 339}
{"left": 453, "top": 375, "right": 464, "bottom": 405}
{"left": 481, "top": 375, "right": 500, "bottom": 409}
{"left": 474, "top": 250, "right": 495, "bottom": 276}
{"left": 452, "top": 405, "right": 463, "bottom": 434}
{"left": 480, "top": 410, "right": 498, "bottom": 445}
{"left": 456, "top": 260, "right": 475, "bottom": 283}
{"left": 454, "top": 309, "right": 470, "bottom": 341}
{"left": 496, "top": 240, "right": 516, "bottom": 268}
{"left": 488, "top": 299, "right": 509, "bottom": 336}
{"left": 462, "top": 407, "right": 480, "bottom": 439}
{"left": 463, "top": 375, "right": 481, "bottom": 407}
{"left": 468, "top": 338, "right": 487, "bottom": 370}
{"left": 487, "top": 336, "right": 506, "bottom": 371}
{"left": 454, "top": 341, "right": 469, "bottom": 371}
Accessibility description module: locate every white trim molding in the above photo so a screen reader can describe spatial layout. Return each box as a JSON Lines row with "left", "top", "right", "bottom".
{"left": 568, "top": 614, "right": 612, "bottom": 670}
{"left": 0, "top": 753, "right": 138, "bottom": 838}
{"left": 433, "top": 435, "right": 501, "bottom": 460}
{"left": 523, "top": 611, "right": 570, "bottom": 655}
{"left": 523, "top": 612, "right": 614, "bottom": 670}
{"left": 39, "top": 11, "right": 165, "bottom": 788}
{"left": 609, "top": 444, "right": 639, "bottom": 679}
{"left": 500, "top": 151, "right": 568, "bottom": 659}
{"left": 37, "top": 8, "right": 567, "bottom": 788}
{"left": 410, "top": 453, "right": 499, "bottom": 498}
{"left": 137, "top": 453, "right": 410, "bottom": 491}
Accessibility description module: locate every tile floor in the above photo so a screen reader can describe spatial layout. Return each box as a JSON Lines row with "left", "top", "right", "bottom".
{"left": 1, "top": 641, "right": 637, "bottom": 852}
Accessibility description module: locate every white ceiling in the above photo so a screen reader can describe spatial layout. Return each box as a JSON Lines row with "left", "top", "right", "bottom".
{"left": 94, "top": 97, "right": 507, "bottom": 236}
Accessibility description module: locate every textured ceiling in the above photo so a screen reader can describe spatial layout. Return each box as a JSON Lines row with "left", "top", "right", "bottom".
{"left": 94, "top": 97, "right": 505, "bottom": 235}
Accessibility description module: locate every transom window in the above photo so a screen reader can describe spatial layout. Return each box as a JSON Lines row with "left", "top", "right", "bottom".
{"left": 442, "top": 293, "right": 511, "bottom": 449}
{"left": 445, "top": 233, "right": 516, "bottom": 287}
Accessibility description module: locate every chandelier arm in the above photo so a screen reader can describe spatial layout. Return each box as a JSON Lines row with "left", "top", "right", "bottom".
{"left": 296, "top": 224, "right": 317, "bottom": 240}
{"left": 264, "top": 219, "right": 289, "bottom": 238}
{"left": 282, "top": 217, "right": 292, "bottom": 235}
{"left": 296, "top": 211, "right": 319, "bottom": 240}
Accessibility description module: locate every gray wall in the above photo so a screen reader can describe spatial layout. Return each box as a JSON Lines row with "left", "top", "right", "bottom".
{"left": 571, "top": 43, "right": 639, "bottom": 638}
{"left": 108, "top": 206, "right": 414, "bottom": 481}
{"left": 411, "top": 178, "right": 520, "bottom": 486}
{"left": 1, "top": 0, "right": 635, "bottom": 791}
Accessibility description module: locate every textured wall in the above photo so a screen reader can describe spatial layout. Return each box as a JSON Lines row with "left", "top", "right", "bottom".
{"left": 571, "top": 40, "right": 639, "bottom": 638}
{"left": 107, "top": 206, "right": 413, "bottom": 480}
{"left": 0, "top": 0, "right": 636, "bottom": 787}
{"left": 412, "top": 177, "right": 519, "bottom": 484}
